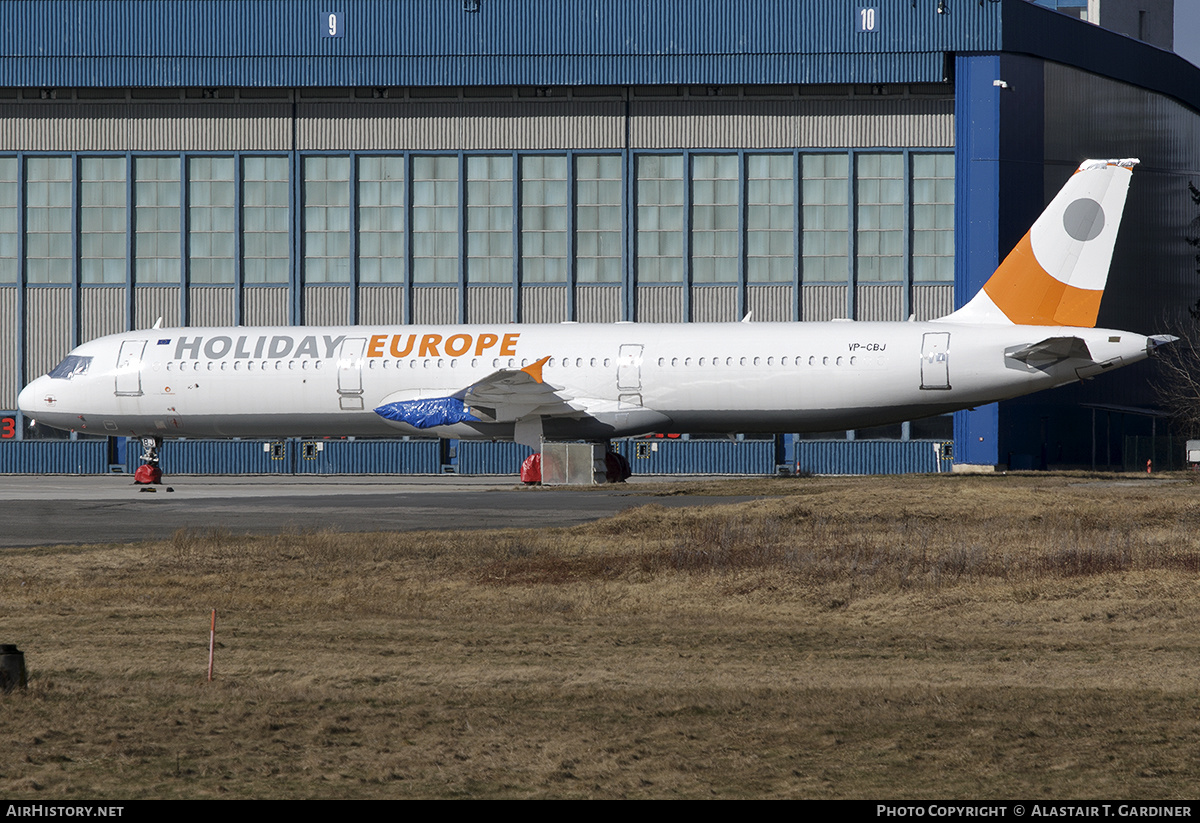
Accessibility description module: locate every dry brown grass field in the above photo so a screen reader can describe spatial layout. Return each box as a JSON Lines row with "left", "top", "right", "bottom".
{"left": 4, "top": 472, "right": 1200, "bottom": 799}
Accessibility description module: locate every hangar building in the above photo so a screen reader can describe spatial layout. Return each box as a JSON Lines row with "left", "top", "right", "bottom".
{"left": 1, "top": 0, "right": 1197, "bottom": 474}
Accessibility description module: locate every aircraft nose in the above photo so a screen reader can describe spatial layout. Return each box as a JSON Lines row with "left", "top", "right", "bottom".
{"left": 17, "top": 376, "right": 48, "bottom": 417}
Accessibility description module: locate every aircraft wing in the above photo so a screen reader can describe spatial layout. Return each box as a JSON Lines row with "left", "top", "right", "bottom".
{"left": 456, "top": 356, "right": 584, "bottom": 423}
{"left": 374, "top": 356, "right": 586, "bottom": 428}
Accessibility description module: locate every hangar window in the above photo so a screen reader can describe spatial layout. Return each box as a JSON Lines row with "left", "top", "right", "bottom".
{"left": 242, "top": 156, "right": 290, "bottom": 284}
{"left": 187, "top": 156, "right": 235, "bottom": 284}
{"left": 358, "top": 156, "right": 405, "bottom": 284}
{"left": 856, "top": 153, "right": 904, "bottom": 282}
{"left": 412, "top": 155, "right": 459, "bottom": 284}
{"left": 133, "top": 156, "right": 182, "bottom": 284}
{"left": 576, "top": 155, "right": 623, "bottom": 283}
{"left": 25, "top": 156, "right": 73, "bottom": 284}
{"left": 0, "top": 157, "right": 15, "bottom": 283}
{"left": 912, "top": 153, "right": 955, "bottom": 282}
{"left": 520, "top": 155, "right": 568, "bottom": 283}
{"left": 746, "top": 154, "right": 794, "bottom": 283}
{"left": 80, "top": 157, "right": 128, "bottom": 284}
{"left": 800, "top": 153, "right": 849, "bottom": 283}
{"left": 636, "top": 154, "right": 684, "bottom": 283}
{"left": 466, "top": 155, "right": 514, "bottom": 284}
{"left": 303, "top": 155, "right": 351, "bottom": 283}
{"left": 691, "top": 154, "right": 738, "bottom": 283}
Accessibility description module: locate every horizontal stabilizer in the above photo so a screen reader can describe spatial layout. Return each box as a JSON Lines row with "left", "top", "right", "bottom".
{"left": 1007, "top": 336, "right": 1093, "bottom": 364}
{"left": 1148, "top": 334, "right": 1179, "bottom": 351}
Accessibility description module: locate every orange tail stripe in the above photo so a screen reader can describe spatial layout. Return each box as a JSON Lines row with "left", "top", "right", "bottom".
{"left": 983, "top": 233, "right": 1104, "bottom": 327}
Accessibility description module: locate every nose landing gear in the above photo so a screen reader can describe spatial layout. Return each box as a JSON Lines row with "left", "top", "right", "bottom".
{"left": 134, "top": 435, "right": 163, "bottom": 485}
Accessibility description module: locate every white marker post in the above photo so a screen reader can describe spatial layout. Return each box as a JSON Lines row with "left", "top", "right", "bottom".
{"left": 207, "top": 609, "right": 216, "bottom": 682}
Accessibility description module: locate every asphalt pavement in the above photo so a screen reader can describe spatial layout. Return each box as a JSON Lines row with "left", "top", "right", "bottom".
{"left": 0, "top": 474, "right": 755, "bottom": 547}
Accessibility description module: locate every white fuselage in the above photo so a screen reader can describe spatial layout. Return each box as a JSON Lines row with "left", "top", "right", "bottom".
{"left": 16, "top": 320, "right": 1154, "bottom": 442}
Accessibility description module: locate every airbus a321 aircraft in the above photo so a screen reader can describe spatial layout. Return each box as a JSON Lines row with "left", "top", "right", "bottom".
{"left": 17, "top": 158, "right": 1173, "bottom": 481}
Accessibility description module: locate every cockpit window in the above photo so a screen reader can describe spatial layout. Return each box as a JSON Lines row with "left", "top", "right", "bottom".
{"left": 48, "top": 355, "right": 92, "bottom": 380}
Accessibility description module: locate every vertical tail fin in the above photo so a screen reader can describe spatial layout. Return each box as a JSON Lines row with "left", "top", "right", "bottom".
{"left": 944, "top": 158, "right": 1138, "bottom": 327}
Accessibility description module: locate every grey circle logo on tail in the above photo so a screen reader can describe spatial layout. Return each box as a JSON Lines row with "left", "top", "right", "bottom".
{"left": 1063, "top": 198, "right": 1105, "bottom": 241}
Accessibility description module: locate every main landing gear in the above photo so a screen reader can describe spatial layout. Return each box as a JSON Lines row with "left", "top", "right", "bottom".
{"left": 134, "top": 435, "right": 163, "bottom": 486}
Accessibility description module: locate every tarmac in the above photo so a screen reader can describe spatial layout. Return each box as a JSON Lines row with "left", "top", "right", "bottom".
{"left": 0, "top": 474, "right": 758, "bottom": 548}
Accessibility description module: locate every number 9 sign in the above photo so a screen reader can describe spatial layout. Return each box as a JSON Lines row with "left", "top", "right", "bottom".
{"left": 322, "top": 11, "right": 343, "bottom": 38}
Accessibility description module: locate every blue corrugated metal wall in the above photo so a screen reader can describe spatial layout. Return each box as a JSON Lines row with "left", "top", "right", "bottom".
{"left": 0, "top": 440, "right": 108, "bottom": 474}
{"left": 794, "top": 440, "right": 943, "bottom": 475}
{"left": 293, "top": 439, "right": 441, "bottom": 474}
{"left": 617, "top": 439, "right": 776, "bottom": 475}
{"left": 119, "top": 438, "right": 441, "bottom": 474}
{"left": 0, "top": 437, "right": 949, "bottom": 475}
{"left": 124, "top": 439, "right": 289, "bottom": 474}
{"left": 456, "top": 441, "right": 535, "bottom": 475}
{"left": 0, "top": 0, "right": 1000, "bottom": 87}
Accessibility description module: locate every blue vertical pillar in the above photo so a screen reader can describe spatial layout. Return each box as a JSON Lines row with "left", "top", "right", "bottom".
{"left": 953, "top": 53, "right": 1045, "bottom": 467}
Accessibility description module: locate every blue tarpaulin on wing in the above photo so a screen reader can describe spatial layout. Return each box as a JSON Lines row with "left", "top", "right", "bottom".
{"left": 373, "top": 397, "right": 479, "bottom": 428}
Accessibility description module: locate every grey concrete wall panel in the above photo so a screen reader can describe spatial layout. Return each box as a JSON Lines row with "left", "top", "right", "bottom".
{"left": 300, "top": 101, "right": 625, "bottom": 152}
{"left": 466, "top": 286, "right": 513, "bottom": 325}
{"left": 746, "top": 284, "right": 794, "bottom": 322}
{"left": 189, "top": 287, "right": 234, "bottom": 327}
{"left": 25, "top": 287, "right": 71, "bottom": 386}
{"left": 133, "top": 286, "right": 180, "bottom": 331}
{"left": 636, "top": 286, "right": 684, "bottom": 323}
{"left": 79, "top": 287, "right": 126, "bottom": 343}
{"left": 242, "top": 287, "right": 288, "bottom": 327}
{"left": 691, "top": 286, "right": 737, "bottom": 322}
{"left": 304, "top": 286, "right": 350, "bottom": 326}
{"left": 629, "top": 98, "right": 953, "bottom": 150}
{"left": 412, "top": 287, "right": 457, "bottom": 325}
{"left": 800, "top": 285, "right": 848, "bottom": 321}
{"left": 520, "top": 286, "right": 568, "bottom": 323}
{"left": 0, "top": 289, "right": 16, "bottom": 408}
{"left": 911, "top": 284, "right": 953, "bottom": 321}
{"left": 575, "top": 286, "right": 620, "bottom": 324}
{"left": 0, "top": 102, "right": 291, "bottom": 152}
{"left": 359, "top": 286, "right": 405, "bottom": 326}
{"left": 855, "top": 284, "right": 903, "bottom": 321}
